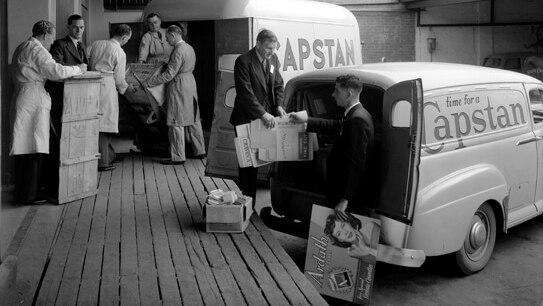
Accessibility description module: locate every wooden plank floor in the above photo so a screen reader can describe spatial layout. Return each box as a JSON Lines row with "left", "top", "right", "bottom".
{"left": 5, "top": 155, "right": 328, "bottom": 306}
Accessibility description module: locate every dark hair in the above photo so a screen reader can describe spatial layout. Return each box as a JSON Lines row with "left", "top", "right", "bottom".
{"left": 32, "top": 20, "right": 55, "bottom": 37}
{"left": 167, "top": 25, "right": 183, "bottom": 36}
{"left": 113, "top": 24, "right": 131, "bottom": 37}
{"left": 336, "top": 74, "right": 364, "bottom": 92}
{"left": 323, "top": 212, "right": 362, "bottom": 248}
{"left": 146, "top": 13, "right": 160, "bottom": 20}
{"left": 256, "top": 29, "right": 277, "bottom": 43}
{"left": 67, "top": 14, "right": 83, "bottom": 25}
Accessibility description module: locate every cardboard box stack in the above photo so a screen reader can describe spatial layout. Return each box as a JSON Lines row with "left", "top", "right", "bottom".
{"left": 204, "top": 189, "right": 253, "bottom": 233}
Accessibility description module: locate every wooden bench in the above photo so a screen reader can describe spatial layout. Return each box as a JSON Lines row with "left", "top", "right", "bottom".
{"left": 4, "top": 156, "right": 327, "bottom": 305}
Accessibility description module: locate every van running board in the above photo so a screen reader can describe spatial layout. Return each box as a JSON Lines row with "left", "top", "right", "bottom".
{"left": 260, "top": 207, "right": 425, "bottom": 268}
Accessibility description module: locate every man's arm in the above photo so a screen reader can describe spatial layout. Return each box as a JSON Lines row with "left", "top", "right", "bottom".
{"left": 233, "top": 56, "right": 266, "bottom": 120}
{"left": 340, "top": 117, "right": 371, "bottom": 203}
{"left": 147, "top": 46, "right": 181, "bottom": 86}
{"left": 49, "top": 39, "right": 65, "bottom": 64}
{"left": 114, "top": 49, "right": 129, "bottom": 95}
{"left": 138, "top": 33, "right": 151, "bottom": 63}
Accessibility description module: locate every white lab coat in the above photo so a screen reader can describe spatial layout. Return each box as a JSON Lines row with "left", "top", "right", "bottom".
{"left": 88, "top": 39, "right": 128, "bottom": 133}
{"left": 10, "top": 37, "right": 82, "bottom": 155}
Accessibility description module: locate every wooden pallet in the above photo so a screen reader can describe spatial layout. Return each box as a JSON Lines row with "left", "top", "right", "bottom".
{"left": 5, "top": 157, "right": 328, "bottom": 306}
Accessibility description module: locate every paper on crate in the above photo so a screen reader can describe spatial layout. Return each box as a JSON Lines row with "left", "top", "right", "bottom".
{"left": 234, "top": 124, "right": 272, "bottom": 168}
{"left": 304, "top": 205, "right": 380, "bottom": 305}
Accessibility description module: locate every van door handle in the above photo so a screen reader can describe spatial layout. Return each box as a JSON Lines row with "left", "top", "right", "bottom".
{"left": 517, "top": 137, "right": 539, "bottom": 145}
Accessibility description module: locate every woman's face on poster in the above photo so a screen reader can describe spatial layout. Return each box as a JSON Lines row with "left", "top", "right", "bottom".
{"left": 332, "top": 220, "right": 357, "bottom": 244}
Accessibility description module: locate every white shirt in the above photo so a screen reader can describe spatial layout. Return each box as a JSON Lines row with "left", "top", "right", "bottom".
{"left": 344, "top": 101, "right": 361, "bottom": 118}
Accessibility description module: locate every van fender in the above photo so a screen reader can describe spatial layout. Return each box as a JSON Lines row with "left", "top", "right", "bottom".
{"left": 407, "top": 164, "right": 507, "bottom": 256}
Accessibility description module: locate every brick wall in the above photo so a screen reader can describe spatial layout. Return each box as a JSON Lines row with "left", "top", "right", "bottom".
{"left": 354, "top": 11, "right": 416, "bottom": 63}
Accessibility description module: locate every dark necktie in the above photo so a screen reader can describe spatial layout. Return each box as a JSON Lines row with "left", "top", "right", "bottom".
{"left": 264, "top": 59, "right": 270, "bottom": 79}
{"left": 157, "top": 31, "right": 162, "bottom": 40}
{"left": 77, "top": 41, "right": 84, "bottom": 60}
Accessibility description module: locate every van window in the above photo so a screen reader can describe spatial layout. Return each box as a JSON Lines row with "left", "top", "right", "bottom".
{"left": 391, "top": 100, "right": 412, "bottom": 127}
{"left": 529, "top": 89, "right": 543, "bottom": 124}
{"left": 503, "top": 58, "right": 521, "bottom": 70}
{"left": 225, "top": 88, "right": 236, "bottom": 108}
{"left": 483, "top": 57, "right": 502, "bottom": 68}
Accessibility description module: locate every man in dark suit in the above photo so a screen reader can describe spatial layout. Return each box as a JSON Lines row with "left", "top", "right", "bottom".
{"left": 43, "top": 14, "right": 89, "bottom": 199}
{"left": 290, "top": 75, "right": 375, "bottom": 218}
{"left": 230, "top": 29, "right": 287, "bottom": 204}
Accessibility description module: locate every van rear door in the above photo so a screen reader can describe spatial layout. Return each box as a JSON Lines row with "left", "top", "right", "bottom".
{"left": 205, "top": 19, "right": 250, "bottom": 179}
{"left": 377, "top": 79, "right": 423, "bottom": 224}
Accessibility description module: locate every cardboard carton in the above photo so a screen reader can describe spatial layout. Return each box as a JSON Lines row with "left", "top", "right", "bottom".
{"left": 205, "top": 196, "right": 253, "bottom": 233}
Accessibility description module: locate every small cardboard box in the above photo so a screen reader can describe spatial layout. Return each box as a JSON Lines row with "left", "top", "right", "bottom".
{"left": 205, "top": 196, "right": 253, "bottom": 233}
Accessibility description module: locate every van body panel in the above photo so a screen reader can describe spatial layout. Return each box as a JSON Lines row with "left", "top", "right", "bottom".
{"left": 405, "top": 165, "right": 507, "bottom": 255}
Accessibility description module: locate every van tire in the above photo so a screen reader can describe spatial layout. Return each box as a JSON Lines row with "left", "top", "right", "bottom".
{"left": 454, "top": 202, "right": 496, "bottom": 275}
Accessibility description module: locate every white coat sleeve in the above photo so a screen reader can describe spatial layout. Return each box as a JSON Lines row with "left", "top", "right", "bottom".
{"left": 114, "top": 49, "right": 129, "bottom": 94}
{"left": 34, "top": 45, "right": 81, "bottom": 80}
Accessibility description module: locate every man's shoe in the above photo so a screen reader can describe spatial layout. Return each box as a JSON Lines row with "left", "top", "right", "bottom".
{"left": 189, "top": 154, "right": 206, "bottom": 159}
{"left": 112, "top": 156, "right": 124, "bottom": 164}
{"left": 161, "top": 159, "right": 185, "bottom": 165}
{"left": 98, "top": 165, "right": 116, "bottom": 172}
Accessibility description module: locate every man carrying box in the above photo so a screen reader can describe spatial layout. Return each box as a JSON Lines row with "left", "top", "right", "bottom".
{"left": 230, "top": 29, "right": 287, "bottom": 204}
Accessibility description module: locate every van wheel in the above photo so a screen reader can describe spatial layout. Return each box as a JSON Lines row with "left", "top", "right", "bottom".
{"left": 455, "top": 202, "right": 496, "bottom": 275}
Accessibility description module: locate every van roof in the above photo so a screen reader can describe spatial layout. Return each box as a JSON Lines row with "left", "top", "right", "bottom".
{"left": 287, "top": 62, "right": 542, "bottom": 91}
{"left": 143, "top": 0, "right": 357, "bottom": 25}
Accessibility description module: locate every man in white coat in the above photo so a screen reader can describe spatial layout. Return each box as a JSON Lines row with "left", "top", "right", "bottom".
{"left": 146, "top": 25, "right": 206, "bottom": 165}
{"left": 10, "top": 20, "right": 86, "bottom": 205}
{"left": 88, "top": 24, "right": 132, "bottom": 171}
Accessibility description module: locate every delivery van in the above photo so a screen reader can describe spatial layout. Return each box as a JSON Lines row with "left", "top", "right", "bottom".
{"left": 142, "top": 0, "right": 362, "bottom": 178}
{"left": 263, "top": 62, "right": 543, "bottom": 274}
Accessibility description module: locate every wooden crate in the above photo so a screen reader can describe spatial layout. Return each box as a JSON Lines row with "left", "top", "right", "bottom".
{"left": 205, "top": 196, "right": 253, "bottom": 233}
{"left": 57, "top": 75, "right": 102, "bottom": 204}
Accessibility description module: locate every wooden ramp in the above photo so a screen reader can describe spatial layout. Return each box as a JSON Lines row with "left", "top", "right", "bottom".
{"left": 5, "top": 156, "right": 327, "bottom": 306}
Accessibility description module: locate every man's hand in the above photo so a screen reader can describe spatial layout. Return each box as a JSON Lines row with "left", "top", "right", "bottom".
{"left": 262, "top": 112, "right": 275, "bottom": 128}
{"left": 348, "top": 241, "right": 373, "bottom": 258}
{"left": 334, "top": 198, "right": 349, "bottom": 221}
{"left": 288, "top": 111, "right": 308, "bottom": 123}
{"left": 78, "top": 63, "right": 87, "bottom": 73}
{"left": 277, "top": 106, "right": 287, "bottom": 118}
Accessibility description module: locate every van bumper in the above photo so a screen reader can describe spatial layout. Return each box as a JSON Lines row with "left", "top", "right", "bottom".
{"left": 377, "top": 244, "right": 426, "bottom": 268}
